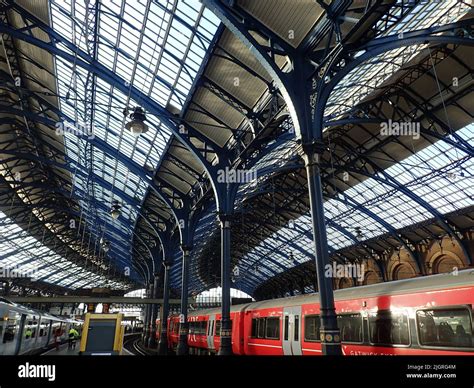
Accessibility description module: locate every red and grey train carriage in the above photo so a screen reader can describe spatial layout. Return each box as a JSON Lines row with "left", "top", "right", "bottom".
{"left": 157, "top": 269, "right": 474, "bottom": 355}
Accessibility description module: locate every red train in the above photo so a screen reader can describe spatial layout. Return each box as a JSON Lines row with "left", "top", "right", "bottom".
{"left": 156, "top": 269, "right": 474, "bottom": 355}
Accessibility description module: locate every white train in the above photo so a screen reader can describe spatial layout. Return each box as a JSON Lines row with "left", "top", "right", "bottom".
{"left": 0, "top": 297, "right": 82, "bottom": 355}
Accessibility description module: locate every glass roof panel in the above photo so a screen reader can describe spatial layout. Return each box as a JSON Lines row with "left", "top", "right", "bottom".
{"left": 0, "top": 210, "right": 129, "bottom": 290}
{"left": 47, "top": 0, "right": 220, "bottom": 280}
{"left": 235, "top": 123, "right": 473, "bottom": 288}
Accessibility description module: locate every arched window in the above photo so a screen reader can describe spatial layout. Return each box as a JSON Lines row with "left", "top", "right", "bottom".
{"left": 433, "top": 255, "right": 462, "bottom": 274}
{"left": 363, "top": 271, "right": 380, "bottom": 285}
{"left": 392, "top": 263, "right": 416, "bottom": 280}
{"left": 338, "top": 278, "right": 353, "bottom": 289}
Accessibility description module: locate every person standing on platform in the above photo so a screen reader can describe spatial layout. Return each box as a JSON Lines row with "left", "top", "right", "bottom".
{"left": 54, "top": 328, "right": 61, "bottom": 351}
{"left": 68, "top": 327, "right": 79, "bottom": 349}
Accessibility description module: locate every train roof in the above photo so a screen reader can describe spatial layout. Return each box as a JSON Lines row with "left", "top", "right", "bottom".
{"left": 0, "top": 298, "right": 80, "bottom": 322}
{"left": 189, "top": 269, "right": 474, "bottom": 316}
{"left": 188, "top": 303, "right": 251, "bottom": 318}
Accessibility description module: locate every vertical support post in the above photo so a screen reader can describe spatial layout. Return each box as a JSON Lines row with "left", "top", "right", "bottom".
{"left": 303, "top": 143, "right": 342, "bottom": 355}
{"left": 142, "top": 283, "right": 151, "bottom": 344}
{"left": 146, "top": 281, "right": 155, "bottom": 346}
{"left": 158, "top": 263, "right": 171, "bottom": 355}
{"left": 177, "top": 246, "right": 191, "bottom": 355}
{"left": 218, "top": 213, "right": 233, "bottom": 356}
{"left": 148, "top": 274, "right": 160, "bottom": 348}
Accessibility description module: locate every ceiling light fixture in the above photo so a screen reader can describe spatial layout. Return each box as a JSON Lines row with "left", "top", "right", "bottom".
{"left": 102, "top": 240, "right": 110, "bottom": 253}
{"left": 110, "top": 200, "right": 122, "bottom": 220}
{"left": 125, "top": 106, "right": 148, "bottom": 135}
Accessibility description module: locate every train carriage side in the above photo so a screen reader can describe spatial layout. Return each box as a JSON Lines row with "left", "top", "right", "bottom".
{"left": 188, "top": 304, "right": 249, "bottom": 355}
{"left": 239, "top": 269, "right": 474, "bottom": 356}
{"left": 298, "top": 270, "right": 474, "bottom": 355}
{"left": 243, "top": 304, "right": 284, "bottom": 355}
{"left": 0, "top": 301, "right": 22, "bottom": 355}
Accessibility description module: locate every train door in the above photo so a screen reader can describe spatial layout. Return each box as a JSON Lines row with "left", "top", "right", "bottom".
{"left": 207, "top": 315, "right": 215, "bottom": 351}
{"left": 282, "top": 307, "right": 302, "bottom": 355}
{"left": 15, "top": 314, "right": 26, "bottom": 355}
{"left": 46, "top": 320, "right": 53, "bottom": 346}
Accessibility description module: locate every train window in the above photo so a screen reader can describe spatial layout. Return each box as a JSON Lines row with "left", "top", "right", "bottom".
{"left": 2, "top": 312, "right": 19, "bottom": 343}
{"left": 251, "top": 319, "right": 258, "bottom": 338}
{"left": 416, "top": 308, "right": 472, "bottom": 348}
{"left": 337, "top": 314, "right": 363, "bottom": 343}
{"left": 257, "top": 318, "right": 265, "bottom": 338}
{"left": 214, "top": 320, "right": 232, "bottom": 336}
{"left": 265, "top": 317, "right": 280, "bottom": 340}
{"left": 294, "top": 316, "right": 299, "bottom": 341}
{"left": 3, "top": 324, "right": 16, "bottom": 343}
{"left": 284, "top": 316, "right": 289, "bottom": 341}
{"left": 304, "top": 315, "right": 321, "bottom": 342}
{"left": 368, "top": 311, "right": 410, "bottom": 346}
{"left": 25, "top": 328, "right": 32, "bottom": 339}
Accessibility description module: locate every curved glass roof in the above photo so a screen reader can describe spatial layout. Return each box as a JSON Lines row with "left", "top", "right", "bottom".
{"left": 0, "top": 210, "right": 127, "bottom": 290}
{"left": 47, "top": 0, "right": 220, "bottom": 282}
{"left": 235, "top": 124, "right": 473, "bottom": 294}
{"left": 1, "top": 0, "right": 471, "bottom": 297}
{"left": 0, "top": 0, "right": 221, "bottom": 290}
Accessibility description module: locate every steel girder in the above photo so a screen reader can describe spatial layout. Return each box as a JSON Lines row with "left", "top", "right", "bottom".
{"left": 0, "top": 2, "right": 232, "bottom": 216}
{"left": 0, "top": 149, "right": 158, "bottom": 268}
{"left": 329, "top": 141, "right": 472, "bottom": 264}
{"left": 313, "top": 20, "right": 474, "bottom": 136}
{"left": 1, "top": 3, "right": 292, "bottom": 300}
{"left": 0, "top": 173, "right": 138, "bottom": 286}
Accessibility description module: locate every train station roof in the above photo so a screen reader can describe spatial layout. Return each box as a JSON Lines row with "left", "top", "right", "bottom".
{"left": 0, "top": 0, "right": 472, "bottom": 297}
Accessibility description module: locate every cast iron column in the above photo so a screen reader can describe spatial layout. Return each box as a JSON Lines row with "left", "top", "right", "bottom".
{"left": 157, "top": 263, "right": 171, "bottom": 355}
{"left": 176, "top": 246, "right": 191, "bottom": 355}
{"left": 303, "top": 143, "right": 342, "bottom": 355}
{"left": 142, "top": 284, "right": 151, "bottom": 343}
{"left": 148, "top": 274, "right": 160, "bottom": 348}
{"left": 218, "top": 213, "right": 232, "bottom": 356}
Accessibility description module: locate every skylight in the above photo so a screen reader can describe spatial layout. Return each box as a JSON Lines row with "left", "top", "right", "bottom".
{"left": 48, "top": 0, "right": 220, "bottom": 280}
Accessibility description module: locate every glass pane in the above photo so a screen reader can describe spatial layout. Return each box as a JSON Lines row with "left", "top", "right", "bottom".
{"left": 417, "top": 309, "right": 472, "bottom": 348}
{"left": 368, "top": 311, "right": 410, "bottom": 345}
{"left": 337, "top": 314, "right": 363, "bottom": 343}
{"left": 304, "top": 315, "right": 320, "bottom": 342}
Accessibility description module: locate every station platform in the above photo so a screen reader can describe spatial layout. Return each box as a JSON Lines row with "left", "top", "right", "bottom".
{"left": 42, "top": 343, "right": 133, "bottom": 356}
{"left": 42, "top": 343, "right": 79, "bottom": 356}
